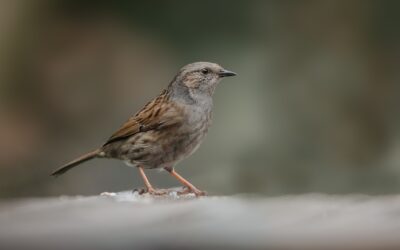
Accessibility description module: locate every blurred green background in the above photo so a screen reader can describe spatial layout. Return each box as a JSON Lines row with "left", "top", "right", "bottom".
{"left": 1, "top": 0, "right": 399, "bottom": 198}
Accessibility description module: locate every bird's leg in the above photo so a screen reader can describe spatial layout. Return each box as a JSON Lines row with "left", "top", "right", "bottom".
{"left": 164, "top": 167, "right": 207, "bottom": 196}
{"left": 137, "top": 166, "right": 167, "bottom": 195}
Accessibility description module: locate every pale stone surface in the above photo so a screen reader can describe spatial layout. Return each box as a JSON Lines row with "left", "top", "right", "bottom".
{"left": 1, "top": 190, "right": 400, "bottom": 249}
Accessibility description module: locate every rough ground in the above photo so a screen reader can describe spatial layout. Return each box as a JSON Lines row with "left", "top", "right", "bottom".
{"left": 1, "top": 189, "right": 400, "bottom": 250}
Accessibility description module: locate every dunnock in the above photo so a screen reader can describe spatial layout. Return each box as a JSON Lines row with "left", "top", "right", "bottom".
{"left": 51, "top": 62, "right": 236, "bottom": 196}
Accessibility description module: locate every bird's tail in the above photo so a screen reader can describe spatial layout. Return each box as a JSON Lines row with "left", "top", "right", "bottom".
{"left": 51, "top": 149, "right": 102, "bottom": 177}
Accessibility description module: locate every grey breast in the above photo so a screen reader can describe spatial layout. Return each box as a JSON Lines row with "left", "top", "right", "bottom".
{"left": 175, "top": 103, "right": 212, "bottom": 159}
{"left": 131, "top": 103, "right": 212, "bottom": 169}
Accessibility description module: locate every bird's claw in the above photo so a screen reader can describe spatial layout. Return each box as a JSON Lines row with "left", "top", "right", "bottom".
{"left": 134, "top": 186, "right": 206, "bottom": 197}
{"left": 193, "top": 189, "right": 207, "bottom": 197}
{"left": 178, "top": 186, "right": 207, "bottom": 196}
{"left": 148, "top": 188, "right": 169, "bottom": 196}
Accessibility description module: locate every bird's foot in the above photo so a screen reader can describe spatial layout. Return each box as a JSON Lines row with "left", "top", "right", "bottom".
{"left": 178, "top": 186, "right": 207, "bottom": 197}
{"left": 133, "top": 186, "right": 206, "bottom": 196}
{"left": 193, "top": 189, "right": 207, "bottom": 197}
{"left": 147, "top": 188, "right": 169, "bottom": 196}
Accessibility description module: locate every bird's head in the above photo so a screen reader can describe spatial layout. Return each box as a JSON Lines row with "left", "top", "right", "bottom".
{"left": 169, "top": 62, "right": 236, "bottom": 100}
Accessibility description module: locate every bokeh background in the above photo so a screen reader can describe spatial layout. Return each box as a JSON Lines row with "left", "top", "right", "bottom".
{"left": 1, "top": 0, "right": 400, "bottom": 198}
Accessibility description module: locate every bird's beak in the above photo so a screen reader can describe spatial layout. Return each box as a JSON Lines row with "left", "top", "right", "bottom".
{"left": 219, "top": 69, "right": 237, "bottom": 77}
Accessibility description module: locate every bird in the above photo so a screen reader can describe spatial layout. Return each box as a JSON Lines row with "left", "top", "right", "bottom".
{"left": 51, "top": 62, "right": 236, "bottom": 196}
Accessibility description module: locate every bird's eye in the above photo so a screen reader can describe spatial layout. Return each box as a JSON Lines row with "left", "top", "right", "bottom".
{"left": 201, "top": 68, "right": 209, "bottom": 74}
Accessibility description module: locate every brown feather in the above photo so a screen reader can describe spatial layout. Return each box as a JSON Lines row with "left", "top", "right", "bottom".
{"left": 103, "top": 89, "right": 184, "bottom": 146}
{"left": 51, "top": 149, "right": 101, "bottom": 176}
{"left": 52, "top": 61, "right": 235, "bottom": 190}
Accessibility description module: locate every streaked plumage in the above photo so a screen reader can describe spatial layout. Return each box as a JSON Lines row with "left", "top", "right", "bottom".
{"left": 52, "top": 62, "right": 236, "bottom": 196}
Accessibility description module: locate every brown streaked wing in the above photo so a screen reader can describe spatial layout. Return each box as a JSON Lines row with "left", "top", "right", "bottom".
{"left": 103, "top": 118, "right": 141, "bottom": 145}
{"left": 103, "top": 90, "right": 184, "bottom": 145}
